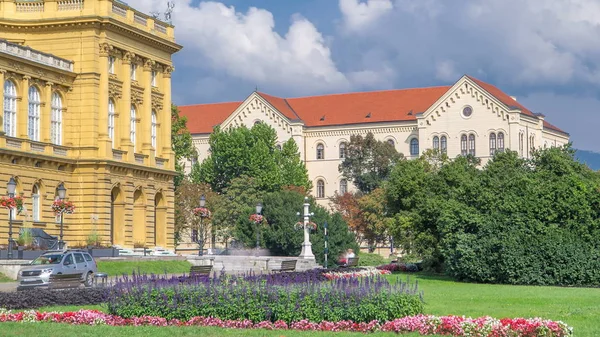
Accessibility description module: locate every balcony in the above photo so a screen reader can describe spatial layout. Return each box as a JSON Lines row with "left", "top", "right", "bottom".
{"left": 0, "top": 0, "right": 175, "bottom": 43}
{"left": 0, "top": 40, "right": 74, "bottom": 72}
{"left": 1, "top": 136, "right": 70, "bottom": 157}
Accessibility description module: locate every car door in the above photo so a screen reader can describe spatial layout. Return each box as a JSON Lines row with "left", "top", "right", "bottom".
{"left": 73, "top": 253, "right": 87, "bottom": 277}
{"left": 61, "top": 253, "right": 78, "bottom": 275}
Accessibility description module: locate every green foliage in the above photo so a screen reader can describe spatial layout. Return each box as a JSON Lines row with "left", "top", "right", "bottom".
{"left": 357, "top": 252, "right": 389, "bottom": 266}
{"left": 218, "top": 175, "right": 263, "bottom": 247}
{"left": 96, "top": 260, "right": 193, "bottom": 276}
{"left": 339, "top": 132, "right": 403, "bottom": 193}
{"left": 171, "top": 104, "right": 196, "bottom": 188}
{"left": 384, "top": 146, "right": 600, "bottom": 285}
{"left": 197, "top": 124, "right": 311, "bottom": 193}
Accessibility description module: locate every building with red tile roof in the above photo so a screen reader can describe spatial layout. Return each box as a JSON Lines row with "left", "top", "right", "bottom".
{"left": 179, "top": 75, "right": 569, "bottom": 204}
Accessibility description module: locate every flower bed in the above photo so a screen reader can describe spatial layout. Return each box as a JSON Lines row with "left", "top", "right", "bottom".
{"left": 377, "top": 262, "right": 420, "bottom": 273}
{"left": 107, "top": 274, "right": 424, "bottom": 323}
{"left": 0, "top": 309, "right": 573, "bottom": 336}
{"left": 323, "top": 267, "right": 391, "bottom": 280}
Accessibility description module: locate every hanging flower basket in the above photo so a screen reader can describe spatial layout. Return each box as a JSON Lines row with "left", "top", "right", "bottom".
{"left": 52, "top": 200, "right": 75, "bottom": 215}
{"left": 0, "top": 196, "right": 24, "bottom": 215}
{"left": 193, "top": 207, "right": 211, "bottom": 218}
{"left": 249, "top": 214, "right": 265, "bottom": 224}
{"left": 294, "top": 221, "right": 317, "bottom": 231}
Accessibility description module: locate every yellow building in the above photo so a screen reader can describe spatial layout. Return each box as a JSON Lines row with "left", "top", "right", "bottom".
{"left": 0, "top": 0, "right": 181, "bottom": 249}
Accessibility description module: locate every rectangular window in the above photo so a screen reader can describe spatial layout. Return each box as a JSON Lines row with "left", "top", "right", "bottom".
{"left": 130, "top": 63, "right": 137, "bottom": 81}
{"left": 108, "top": 56, "right": 115, "bottom": 74}
{"left": 151, "top": 70, "right": 157, "bottom": 87}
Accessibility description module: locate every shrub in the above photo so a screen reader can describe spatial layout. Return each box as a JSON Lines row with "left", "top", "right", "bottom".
{"left": 358, "top": 252, "right": 389, "bottom": 266}
{"left": 107, "top": 274, "right": 424, "bottom": 323}
{"left": 0, "top": 288, "right": 107, "bottom": 309}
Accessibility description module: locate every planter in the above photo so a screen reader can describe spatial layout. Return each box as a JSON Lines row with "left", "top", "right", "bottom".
{"left": 16, "top": 249, "right": 44, "bottom": 260}
{"left": 88, "top": 248, "right": 119, "bottom": 258}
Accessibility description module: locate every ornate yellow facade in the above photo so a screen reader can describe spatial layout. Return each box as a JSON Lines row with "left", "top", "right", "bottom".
{"left": 0, "top": 0, "right": 182, "bottom": 248}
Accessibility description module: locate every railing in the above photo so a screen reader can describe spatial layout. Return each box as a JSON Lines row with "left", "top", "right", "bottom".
{"left": 134, "top": 153, "right": 145, "bottom": 164}
{"left": 154, "top": 22, "right": 167, "bottom": 34}
{"left": 112, "top": 150, "right": 124, "bottom": 160}
{"left": 134, "top": 13, "right": 147, "bottom": 26}
{"left": 6, "top": 138, "right": 22, "bottom": 149}
{"left": 58, "top": 0, "right": 84, "bottom": 11}
{"left": 155, "top": 157, "right": 166, "bottom": 168}
{"left": 0, "top": 40, "right": 74, "bottom": 72}
{"left": 31, "top": 143, "right": 45, "bottom": 152}
{"left": 15, "top": 0, "right": 44, "bottom": 12}
{"left": 53, "top": 146, "right": 67, "bottom": 156}
{"left": 111, "top": 3, "right": 127, "bottom": 17}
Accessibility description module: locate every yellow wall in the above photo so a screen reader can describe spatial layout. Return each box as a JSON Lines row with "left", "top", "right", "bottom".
{"left": 0, "top": 0, "right": 181, "bottom": 248}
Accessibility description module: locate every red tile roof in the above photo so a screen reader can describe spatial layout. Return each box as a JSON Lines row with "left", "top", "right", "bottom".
{"left": 179, "top": 76, "right": 566, "bottom": 135}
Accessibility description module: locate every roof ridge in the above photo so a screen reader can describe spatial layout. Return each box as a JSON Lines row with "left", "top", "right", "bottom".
{"left": 284, "top": 85, "right": 452, "bottom": 100}
{"left": 178, "top": 101, "right": 242, "bottom": 108}
{"left": 283, "top": 98, "right": 302, "bottom": 120}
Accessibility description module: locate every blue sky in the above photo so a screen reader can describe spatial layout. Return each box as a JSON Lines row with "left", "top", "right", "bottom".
{"left": 128, "top": 0, "right": 600, "bottom": 152}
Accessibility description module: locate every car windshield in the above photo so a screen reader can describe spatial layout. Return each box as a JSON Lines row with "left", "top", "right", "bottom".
{"left": 31, "top": 254, "right": 64, "bottom": 265}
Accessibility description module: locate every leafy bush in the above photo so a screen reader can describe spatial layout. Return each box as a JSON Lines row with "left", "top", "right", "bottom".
{"left": 107, "top": 274, "right": 424, "bottom": 323}
{"left": 358, "top": 252, "right": 389, "bottom": 266}
{"left": 0, "top": 288, "right": 107, "bottom": 309}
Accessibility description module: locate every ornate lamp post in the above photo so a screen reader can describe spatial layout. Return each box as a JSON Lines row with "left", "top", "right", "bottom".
{"left": 255, "top": 202, "right": 262, "bottom": 250}
{"left": 57, "top": 183, "right": 67, "bottom": 250}
{"left": 197, "top": 195, "right": 206, "bottom": 256}
{"left": 296, "top": 197, "right": 315, "bottom": 259}
{"left": 7, "top": 177, "right": 16, "bottom": 259}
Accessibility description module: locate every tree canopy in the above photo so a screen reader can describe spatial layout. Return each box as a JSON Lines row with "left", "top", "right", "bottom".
{"left": 171, "top": 104, "right": 196, "bottom": 188}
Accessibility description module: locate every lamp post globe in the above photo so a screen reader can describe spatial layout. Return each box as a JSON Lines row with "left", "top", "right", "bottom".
{"left": 57, "top": 183, "right": 67, "bottom": 200}
{"left": 7, "top": 177, "right": 16, "bottom": 197}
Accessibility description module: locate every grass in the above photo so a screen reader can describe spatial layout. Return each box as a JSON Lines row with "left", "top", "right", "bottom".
{"left": 7, "top": 271, "right": 600, "bottom": 336}
{"left": 0, "top": 272, "right": 13, "bottom": 282}
{"left": 96, "top": 260, "right": 192, "bottom": 276}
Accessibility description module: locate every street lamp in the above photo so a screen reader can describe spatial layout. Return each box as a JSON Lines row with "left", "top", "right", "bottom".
{"left": 57, "top": 183, "right": 67, "bottom": 250}
{"left": 255, "top": 202, "right": 262, "bottom": 250}
{"left": 7, "top": 177, "right": 16, "bottom": 259}
{"left": 198, "top": 194, "right": 206, "bottom": 256}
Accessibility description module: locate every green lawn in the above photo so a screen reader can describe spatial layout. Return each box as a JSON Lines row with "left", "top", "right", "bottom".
{"left": 96, "top": 260, "right": 192, "bottom": 276}
{"left": 6, "top": 272, "right": 600, "bottom": 336}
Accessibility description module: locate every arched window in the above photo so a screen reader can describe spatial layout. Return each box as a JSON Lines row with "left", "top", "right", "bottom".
{"left": 441, "top": 136, "right": 447, "bottom": 154}
{"left": 130, "top": 104, "right": 137, "bottom": 152}
{"left": 28, "top": 86, "right": 41, "bottom": 141}
{"left": 108, "top": 99, "right": 116, "bottom": 148}
{"left": 410, "top": 138, "right": 419, "bottom": 156}
{"left": 316, "top": 143, "right": 324, "bottom": 160}
{"left": 151, "top": 110, "right": 158, "bottom": 153}
{"left": 468, "top": 134, "right": 476, "bottom": 156}
{"left": 339, "top": 142, "right": 347, "bottom": 159}
{"left": 519, "top": 132, "right": 524, "bottom": 156}
{"left": 387, "top": 139, "right": 395, "bottom": 147}
{"left": 317, "top": 179, "right": 325, "bottom": 198}
{"left": 489, "top": 132, "right": 497, "bottom": 156}
{"left": 433, "top": 136, "right": 440, "bottom": 151}
{"left": 530, "top": 135, "right": 535, "bottom": 151}
{"left": 32, "top": 184, "right": 40, "bottom": 222}
{"left": 50, "top": 93, "right": 62, "bottom": 145}
{"left": 3, "top": 80, "right": 17, "bottom": 137}
{"left": 497, "top": 132, "right": 505, "bottom": 152}
{"left": 339, "top": 179, "right": 348, "bottom": 195}
{"left": 461, "top": 134, "right": 468, "bottom": 156}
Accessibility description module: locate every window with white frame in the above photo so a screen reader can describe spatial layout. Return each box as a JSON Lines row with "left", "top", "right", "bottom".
{"left": 519, "top": 133, "right": 524, "bottom": 156}
{"left": 316, "top": 143, "right": 324, "bottom": 160}
{"left": 489, "top": 132, "right": 497, "bottom": 156}
{"left": 530, "top": 135, "right": 535, "bottom": 151}
{"left": 32, "top": 184, "right": 40, "bottom": 222}
{"left": 317, "top": 180, "right": 325, "bottom": 198}
{"left": 108, "top": 56, "right": 115, "bottom": 74}
{"left": 130, "top": 63, "right": 137, "bottom": 81}
{"left": 461, "top": 134, "right": 468, "bottom": 156}
{"left": 497, "top": 132, "right": 505, "bottom": 152}
{"left": 130, "top": 104, "right": 137, "bottom": 152}
{"left": 339, "top": 179, "right": 348, "bottom": 195}
{"left": 339, "top": 142, "right": 346, "bottom": 159}
{"left": 3, "top": 80, "right": 17, "bottom": 137}
{"left": 468, "top": 134, "right": 476, "bottom": 156}
{"left": 50, "top": 92, "right": 62, "bottom": 145}
{"left": 433, "top": 136, "right": 440, "bottom": 151}
{"left": 151, "top": 110, "right": 157, "bottom": 152}
{"left": 441, "top": 136, "right": 447, "bottom": 154}
{"left": 151, "top": 70, "right": 157, "bottom": 87}
{"left": 410, "top": 138, "right": 419, "bottom": 156}
{"left": 28, "top": 86, "right": 41, "bottom": 141}
{"left": 108, "top": 99, "right": 115, "bottom": 147}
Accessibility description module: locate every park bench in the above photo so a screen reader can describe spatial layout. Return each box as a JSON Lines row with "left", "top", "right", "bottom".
{"left": 272, "top": 260, "right": 297, "bottom": 272}
{"left": 48, "top": 273, "right": 83, "bottom": 290}
{"left": 189, "top": 265, "right": 213, "bottom": 277}
{"left": 341, "top": 257, "right": 359, "bottom": 268}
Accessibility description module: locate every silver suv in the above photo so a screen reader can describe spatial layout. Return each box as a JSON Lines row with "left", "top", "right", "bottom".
{"left": 17, "top": 250, "right": 98, "bottom": 290}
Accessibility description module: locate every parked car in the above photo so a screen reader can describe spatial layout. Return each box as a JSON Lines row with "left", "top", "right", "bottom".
{"left": 17, "top": 250, "right": 97, "bottom": 291}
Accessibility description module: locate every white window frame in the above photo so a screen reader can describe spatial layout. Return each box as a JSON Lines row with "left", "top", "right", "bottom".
{"left": 28, "top": 86, "right": 41, "bottom": 141}
{"left": 151, "top": 70, "right": 157, "bottom": 87}
{"left": 468, "top": 134, "right": 476, "bottom": 156}
{"left": 433, "top": 136, "right": 440, "bottom": 151}
{"left": 339, "top": 179, "right": 348, "bottom": 195}
{"left": 317, "top": 180, "right": 325, "bottom": 198}
{"left": 130, "top": 105, "right": 137, "bottom": 152}
{"left": 441, "top": 136, "right": 447, "bottom": 154}
{"left": 151, "top": 110, "right": 157, "bottom": 152}
{"left": 410, "top": 138, "right": 419, "bottom": 156}
{"left": 50, "top": 92, "right": 62, "bottom": 145}
{"left": 339, "top": 142, "right": 346, "bottom": 159}
{"left": 130, "top": 63, "right": 137, "bottom": 81}
{"left": 32, "top": 185, "right": 40, "bottom": 222}
{"left": 497, "top": 132, "right": 505, "bottom": 152}
{"left": 3, "top": 80, "right": 17, "bottom": 137}
{"left": 108, "top": 99, "right": 115, "bottom": 148}
{"left": 108, "top": 56, "right": 115, "bottom": 74}
{"left": 316, "top": 143, "right": 324, "bottom": 160}
{"left": 489, "top": 133, "right": 497, "bottom": 156}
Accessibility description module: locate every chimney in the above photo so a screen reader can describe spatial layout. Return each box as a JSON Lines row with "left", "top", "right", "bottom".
{"left": 510, "top": 96, "right": 517, "bottom": 101}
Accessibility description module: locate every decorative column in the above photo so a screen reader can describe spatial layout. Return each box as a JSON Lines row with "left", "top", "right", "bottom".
{"left": 161, "top": 66, "right": 174, "bottom": 169}
{"left": 141, "top": 59, "right": 154, "bottom": 157}
{"left": 42, "top": 82, "right": 53, "bottom": 143}
{"left": 98, "top": 43, "right": 112, "bottom": 158}
{"left": 121, "top": 52, "right": 134, "bottom": 161}
{"left": 18, "top": 76, "right": 30, "bottom": 139}
{"left": 298, "top": 197, "right": 315, "bottom": 259}
{"left": 0, "top": 70, "right": 4, "bottom": 135}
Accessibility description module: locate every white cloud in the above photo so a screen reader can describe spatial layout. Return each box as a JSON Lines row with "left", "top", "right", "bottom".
{"left": 339, "top": 0, "right": 393, "bottom": 32}
{"left": 126, "top": 0, "right": 351, "bottom": 95}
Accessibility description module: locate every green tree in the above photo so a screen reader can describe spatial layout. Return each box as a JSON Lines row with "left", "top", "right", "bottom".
{"left": 171, "top": 104, "right": 196, "bottom": 187}
{"left": 173, "top": 179, "right": 218, "bottom": 249}
{"left": 198, "top": 124, "right": 311, "bottom": 193}
{"left": 339, "top": 132, "right": 403, "bottom": 193}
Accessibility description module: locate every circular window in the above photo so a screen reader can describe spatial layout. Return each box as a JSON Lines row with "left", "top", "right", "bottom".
{"left": 462, "top": 106, "right": 473, "bottom": 118}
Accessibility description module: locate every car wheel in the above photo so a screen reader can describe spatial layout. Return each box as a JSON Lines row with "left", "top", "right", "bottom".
{"left": 84, "top": 271, "right": 94, "bottom": 287}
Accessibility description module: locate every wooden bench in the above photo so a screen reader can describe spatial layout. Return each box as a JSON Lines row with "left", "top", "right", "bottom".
{"left": 341, "top": 257, "right": 359, "bottom": 268}
{"left": 49, "top": 273, "right": 83, "bottom": 290}
{"left": 190, "top": 265, "right": 213, "bottom": 277}
{"left": 272, "top": 260, "right": 297, "bottom": 272}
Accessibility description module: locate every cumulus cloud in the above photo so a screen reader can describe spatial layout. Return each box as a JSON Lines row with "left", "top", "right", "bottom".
{"left": 339, "top": 0, "right": 393, "bottom": 32}
{"left": 126, "top": 0, "right": 351, "bottom": 96}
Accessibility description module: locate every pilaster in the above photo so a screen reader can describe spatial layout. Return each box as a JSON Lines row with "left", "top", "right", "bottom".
{"left": 98, "top": 43, "right": 112, "bottom": 158}
{"left": 42, "top": 82, "right": 52, "bottom": 144}
{"left": 18, "top": 76, "right": 30, "bottom": 139}
{"left": 0, "top": 70, "right": 4, "bottom": 131}
{"left": 161, "top": 66, "right": 174, "bottom": 170}
{"left": 121, "top": 52, "right": 134, "bottom": 162}
{"left": 141, "top": 59, "right": 154, "bottom": 159}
